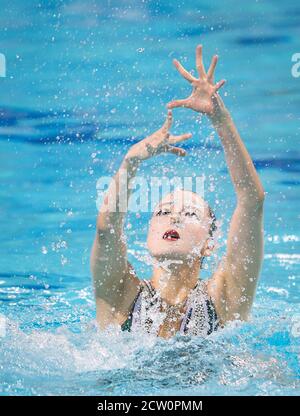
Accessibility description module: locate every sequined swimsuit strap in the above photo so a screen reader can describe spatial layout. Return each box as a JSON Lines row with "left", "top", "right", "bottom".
{"left": 180, "top": 280, "right": 219, "bottom": 335}
{"left": 120, "top": 281, "right": 144, "bottom": 332}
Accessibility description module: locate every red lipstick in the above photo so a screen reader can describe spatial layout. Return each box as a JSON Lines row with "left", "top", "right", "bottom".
{"left": 162, "top": 229, "right": 180, "bottom": 241}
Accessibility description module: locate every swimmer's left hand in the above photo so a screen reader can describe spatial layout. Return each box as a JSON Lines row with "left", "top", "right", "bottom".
{"left": 167, "top": 44, "right": 226, "bottom": 115}
{"left": 124, "top": 110, "right": 192, "bottom": 163}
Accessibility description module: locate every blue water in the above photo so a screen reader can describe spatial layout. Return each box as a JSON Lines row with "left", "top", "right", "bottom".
{"left": 0, "top": 0, "right": 299, "bottom": 396}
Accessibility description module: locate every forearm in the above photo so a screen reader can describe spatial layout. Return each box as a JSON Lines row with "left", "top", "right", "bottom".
{"left": 208, "top": 94, "right": 265, "bottom": 205}
{"left": 91, "top": 154, "right": 141, "bottom": 296}
{"left": 97, "top": 156, "right": 141, "bottom": 232}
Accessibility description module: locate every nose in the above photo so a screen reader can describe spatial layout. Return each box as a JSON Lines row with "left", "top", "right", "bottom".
{"left": 170, "top": 212, "right": 181, "bottom": 223}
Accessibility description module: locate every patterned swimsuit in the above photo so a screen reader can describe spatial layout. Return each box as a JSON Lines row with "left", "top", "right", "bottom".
{"left": 121, "top": 279, "right": 219, "bottom": 337}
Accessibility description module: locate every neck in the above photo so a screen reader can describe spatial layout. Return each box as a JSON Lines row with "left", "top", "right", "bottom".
{"left": 150, "top": 257, "right": 201, "bottom": 305}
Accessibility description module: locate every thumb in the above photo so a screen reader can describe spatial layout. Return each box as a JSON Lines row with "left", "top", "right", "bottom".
{"left": 167, "top": 99, "right": 189, "bottom": 109}
{"left": 166, "top": 145, "right": 187, "bottom": 157}
{"left": 214, "top": 79, "right": 226, "bottom": 92}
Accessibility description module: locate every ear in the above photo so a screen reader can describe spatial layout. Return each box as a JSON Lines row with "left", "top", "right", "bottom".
{"left": 201, "top": 238, "right": 215, "bottom": 258}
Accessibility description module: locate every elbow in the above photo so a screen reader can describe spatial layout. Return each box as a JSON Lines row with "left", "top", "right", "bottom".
{"left": 256, "top": 186, "right": 266, "bottom": 206}
{"left": 257, "top": 185, "right": 266, "bottom": 205}
{"left": 96, "top": 214, "right": 115, "bottom": 234}
{"left": 96, "top": 208, "right": 110, "bottom": 231}
{"left": 96, "top": 218, "right": 110, "bottom": 233}
{"left": 96, "top": 210, "right": 121, "bottom": 234}
{"left": 238, "top": 187, "right": 265, "bottom": 209}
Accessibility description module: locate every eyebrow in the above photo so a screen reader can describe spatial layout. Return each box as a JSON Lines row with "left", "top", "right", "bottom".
{"left": 155, "top": 203, "right": 203, "bottom": 212}
{"left": 158, "top": 202, "right": 173, "bottom": 207}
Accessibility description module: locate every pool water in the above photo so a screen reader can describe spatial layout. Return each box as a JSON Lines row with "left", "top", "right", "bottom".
{"left": 0, "top": 0, "right": 299, "bottom": 396}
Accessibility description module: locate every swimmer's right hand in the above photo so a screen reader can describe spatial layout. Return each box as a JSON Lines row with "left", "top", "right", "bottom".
{"left": 124, "top": 110, "right": 192, "bottom": 164}
{"left": 167, "top": 44, "right": 226, "bottom": 115}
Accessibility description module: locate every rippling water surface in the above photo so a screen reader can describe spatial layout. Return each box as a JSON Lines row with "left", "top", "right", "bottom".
{"left": 0, "top": 0, "right": 299, "bottom": 395}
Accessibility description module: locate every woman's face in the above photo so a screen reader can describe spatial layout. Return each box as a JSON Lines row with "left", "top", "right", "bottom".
{"left": 147, "top": 190, "right": 212, "bottom": 261}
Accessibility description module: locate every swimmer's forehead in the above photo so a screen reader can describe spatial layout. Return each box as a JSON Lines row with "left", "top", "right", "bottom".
{"left": 153, "top": 191, "right": 207, "bottom": 213}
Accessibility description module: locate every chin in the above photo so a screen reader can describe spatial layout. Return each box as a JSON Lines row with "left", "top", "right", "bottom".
{"left": 149, "top": 247, "right": 194, "bottom": 262}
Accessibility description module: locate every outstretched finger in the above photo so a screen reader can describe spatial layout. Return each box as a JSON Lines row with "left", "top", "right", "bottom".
{"left": 169, "top": 132, "right": 192, "bottom": 145}
{"left": 196, "top": 45, "right": 206, "bottom": 78}
{"left": 166, "top": 145, "right": 187, "bottom": 157}
{"left": 207, "top": 55, "right": 218, "bottom": 81}
{"left": 167, "top": 98, "right": 190, "bottom": 109}
{"left": 213, "top": 79, "right": 226, "bottom": 92}
{"left": 173, "top": 59, "right": 197, "bottom": 83}
{"left": 161, "top": 109, "right": 173, "bottom": 132}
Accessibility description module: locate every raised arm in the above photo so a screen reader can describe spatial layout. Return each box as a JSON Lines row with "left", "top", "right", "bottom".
{"left": 91, "top": 111, "right": 192, "bottom": 329}
{"left": 91, "top": 156, "right": 140, "bottom": 329}
{"left": 207, "top": 93, "right": 264, "bottom": 323}
{"left": 167, "top": 45, "right": 265, "bottom": 323}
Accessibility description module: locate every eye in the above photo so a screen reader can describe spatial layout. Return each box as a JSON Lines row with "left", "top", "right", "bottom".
{"left": 156, "top": 209, "right": 171, "bottom": 216}
{"left": 185, "top": 211, "right": 197, "bottom": 217}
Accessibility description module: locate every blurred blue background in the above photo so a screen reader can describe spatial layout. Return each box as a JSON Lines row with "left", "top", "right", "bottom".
{"left": 0, "top": 0, "right": 299, "bottom": 396}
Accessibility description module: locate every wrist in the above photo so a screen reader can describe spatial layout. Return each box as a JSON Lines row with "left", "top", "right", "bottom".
{"left": 208, "top": 97, "right": 231, "bottom": 126}
{"left": 122, "top": 153, "right": 142, "bottom": 173}
{"left": 209, "top": 107, "right": 230, "bottom": 124}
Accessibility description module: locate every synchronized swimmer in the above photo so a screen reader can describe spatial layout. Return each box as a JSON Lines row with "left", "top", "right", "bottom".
{"left": 90, "top": 44, "right": 265, "bottom": 339}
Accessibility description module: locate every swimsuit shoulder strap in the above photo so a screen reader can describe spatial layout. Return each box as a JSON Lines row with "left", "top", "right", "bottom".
{"left": 198, "top": 279, "right": 220, "bottom": 333}
{"left": 142, "top": 279, "right": 156, "bottom": 297}
{"left": 180, "top": 279, "right": 220, "bottom": 335}
{"left": 120, "top": 280, "right": 144, "bottom": 332}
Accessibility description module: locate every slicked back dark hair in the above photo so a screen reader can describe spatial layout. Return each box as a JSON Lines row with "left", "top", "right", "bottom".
{"left": 208, "top": 205, "right": 217, "bottom": 238}
{"left": 200, "top": 205, "right": 217, "bottom": 269}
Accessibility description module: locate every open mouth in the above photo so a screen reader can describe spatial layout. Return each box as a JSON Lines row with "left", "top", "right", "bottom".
{"left": 162, "top": 229, "right": 180, "bottom": 241}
